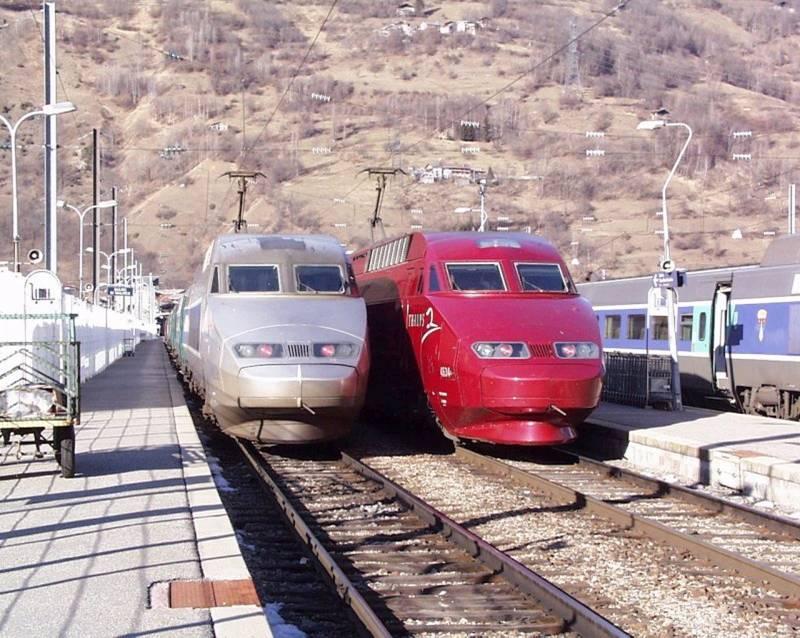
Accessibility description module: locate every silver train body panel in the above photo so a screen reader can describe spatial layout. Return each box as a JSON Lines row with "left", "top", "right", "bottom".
{"left": 182, "top": 234, "right": 369, "bottom": 443}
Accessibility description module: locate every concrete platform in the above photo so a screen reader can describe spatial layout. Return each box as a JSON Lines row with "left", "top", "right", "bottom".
{"left": 0, "top": 340, "right": 271, "bottom": 638}
{"left": 581, "top": 402, "right": 800, "bottom": 510}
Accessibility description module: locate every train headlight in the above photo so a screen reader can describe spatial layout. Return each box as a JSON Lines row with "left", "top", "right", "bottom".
{"left": 234, "top": 343, "right": 284, "bottom": 358}
{"left": 313, "top": 343, "right": 358, "bottom": 358}
{"left": 554, "top": 342, "right": 600, "bottom": 359}
{"left": 472, "top": 342, "right": 530, "bottom": 359}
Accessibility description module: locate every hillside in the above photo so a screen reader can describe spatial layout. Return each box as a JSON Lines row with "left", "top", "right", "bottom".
{"left": 1, "top": 0, "right": 799, "bottom": 288}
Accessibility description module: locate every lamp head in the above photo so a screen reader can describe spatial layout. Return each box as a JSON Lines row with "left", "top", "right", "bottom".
{"left": 85, "top": 247, "right": 94, "bottom": 254}
{"left": 96, "top": 199, "right": 117, "bottom": 209}
{"left": 56, "top": 199, "right": 66, "bottom": 208}
{"left": 43, "top": 101, "right": 77, "bottom": 116}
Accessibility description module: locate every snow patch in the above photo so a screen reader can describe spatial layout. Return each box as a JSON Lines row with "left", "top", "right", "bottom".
{"left": 265, "top": 603, "right": 307, "bottom": 638}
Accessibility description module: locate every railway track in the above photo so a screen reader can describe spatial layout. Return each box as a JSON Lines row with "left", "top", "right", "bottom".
{"left": 353, "top": 433, "right": 800, "bottom": 638}
{"left": 459, "top": 445, "right": 800, "bottom": 599}
{"left": 189, "top": 400, "right": 361, "bottom": 637}
{"left": 235, "top": 441, "right": 629, "bottom": 637}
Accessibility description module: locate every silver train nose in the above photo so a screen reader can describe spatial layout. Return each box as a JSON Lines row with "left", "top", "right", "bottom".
{"left": 237, "top": 363, "right": 362, "bottom": 409}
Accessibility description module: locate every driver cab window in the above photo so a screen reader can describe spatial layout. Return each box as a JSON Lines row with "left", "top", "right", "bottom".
{"left": 210, "top": 267, "right": 220, "bottom": 293}
{"left": 446, "top": 263, "right": 506, "bottom": 291}
{"left": 228, "top": 265, "right": 280, "bottom": 292}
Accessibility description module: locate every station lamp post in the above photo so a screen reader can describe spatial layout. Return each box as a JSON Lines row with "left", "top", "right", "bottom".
{"left": 86, "top": 247, "right": 131, "bottom": 306}
{"left": 636, "top": 118, "right": 693, "bottom": 410}
{"left": 0, "top": 101, "right": 76, "bottom": 272}
{"left": 58, "top": 199, "right": 116, "bottom": 297}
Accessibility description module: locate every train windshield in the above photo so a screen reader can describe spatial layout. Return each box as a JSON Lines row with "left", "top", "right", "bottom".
{"left": 228, "top": 265, "right": 280, "bottom": 292}
{"left": 516, "top": 263, "right": 571, "bottom": 292}
{"left": 446, "top": 263, "right": 506, "bottom": 291}
{"left": 295, "top": 265, "right": 345, "bottom": 293}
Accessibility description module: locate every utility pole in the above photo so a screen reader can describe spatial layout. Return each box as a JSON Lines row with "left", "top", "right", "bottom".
{"left": 478, "top": 179, "right": 488, "bottom": 232}
{"left": 789, "top": 183, "right": 796, "bottom": 235}
{"left": 361, "top": 167, "right": 406, "bottom": 241}
{"left": 111, "top": 186, "right": 118, "bottom": 284}
{"left": 241, "top": 82, "right": 246, "bottom": 154}
{"left": 43, "top": 2, "right": 58, "bottom": 272}
{"left": 221, "top": 170, "right": 265, "bottom": 232}
{"left": 564, "top": 17, "right": 581, "bottom": 94}
{"left": 92, "top": 128, "right": 99, "bottom": 294}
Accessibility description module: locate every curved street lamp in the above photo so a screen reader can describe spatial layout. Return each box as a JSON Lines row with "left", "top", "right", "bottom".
{"left": 58, "top": 199, "right": 116, "bottom": 296}
{"left": 637, "top": 118, "right": 693, "bottom": 411}
{"left": 85, "top": 247, "right": 131, "bottom": 286}
{"left": 0, "top": 102, "right": 76, "bottom": 271}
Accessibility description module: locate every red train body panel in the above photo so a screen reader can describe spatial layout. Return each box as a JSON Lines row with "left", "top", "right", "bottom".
{"left": 352, "top": 232, "right": 603, "bottom": 446}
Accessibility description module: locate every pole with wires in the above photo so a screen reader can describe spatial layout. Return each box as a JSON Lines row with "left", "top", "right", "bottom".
{"left": 221, "top": 170, "right": 266, "bottom": 233}
{"left": 361, "top": 167, "right": 406, "bottom": 241}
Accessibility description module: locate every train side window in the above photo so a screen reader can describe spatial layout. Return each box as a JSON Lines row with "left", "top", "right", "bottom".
{"left": 628, "top": 314, "right": 646, "bottom": 340}
{"left": 698, "top": 312, "right": 707, "bottom": 341}
{"left": 680, "top": 313, "right": 693, "bottom": 341}
{"left": 604, "top": 314, "right": 620, "bottom": 339}
{"left": 651, "top": 316, "right": 669, "bottom": 341}
{"left": 428, "top": 266, "right": 441, "bottom": 292}
{"left": 210, "top": 267, "right": 219, "bottom": 294}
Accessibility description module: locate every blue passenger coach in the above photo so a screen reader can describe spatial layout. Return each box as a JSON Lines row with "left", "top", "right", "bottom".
{"left": 578, "top": 235, "right": 800, "bottom": 420}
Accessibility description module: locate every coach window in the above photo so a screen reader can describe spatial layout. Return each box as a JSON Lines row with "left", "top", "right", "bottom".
{"left": 210, "top": 267, "right": 220, "bottom": 293}
{"left": 698, "top": 312, "right": 707, "bottom": 341}
{"left": 651, "top": 316, "right": 669, "bottom": 341}
{"left": 428, "top": 266, "right": 441, "bottom": 292}
{"left": 228, "top": 265, "right": 280, "bottom": 292}
{"left": 680, "top": 313, "right": 693, "bottom": 341}
{"left": 604, "top": 314, "right": 621, "bottom": 339}
{"left": 628, "top": 314, "right": 646, "bottom": 340}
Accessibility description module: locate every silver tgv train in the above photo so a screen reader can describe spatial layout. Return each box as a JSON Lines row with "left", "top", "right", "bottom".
{"left": 174, "top": 234, "right": 369, "bottom": 443}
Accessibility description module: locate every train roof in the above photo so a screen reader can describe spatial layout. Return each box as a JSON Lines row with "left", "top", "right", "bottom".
{"left": 353, "top": 231, "right": 563, "bottom": 263}
{"left": 209, "top": 234, "right": 346, "bottom": 267}
{"left": 420, "top": 232, "right": 562, "bottom": 260}
{"left": 761, "top": 234, "right": 800, "bottom": 267}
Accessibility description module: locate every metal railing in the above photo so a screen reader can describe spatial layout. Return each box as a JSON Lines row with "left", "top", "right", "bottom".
{"left": 601, "top": 352, "right": 672, "bottom": 409}
{"left": 0, "top": 313, "right": 80, "bottom": 427}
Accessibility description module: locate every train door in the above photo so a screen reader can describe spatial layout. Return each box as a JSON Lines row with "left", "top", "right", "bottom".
{"left": 710, "top": 284, "right": 733, "bottom": 396}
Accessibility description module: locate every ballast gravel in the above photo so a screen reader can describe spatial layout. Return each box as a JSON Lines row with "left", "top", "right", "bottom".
{"left": 357, "top": 441, "right": 797, "bottom": 638}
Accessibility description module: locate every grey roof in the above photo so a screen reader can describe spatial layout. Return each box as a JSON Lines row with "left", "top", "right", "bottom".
{"left": 212, "top": 234, "right": 346, "bottom": 266}
{"left": 760, "top": 234, "right": 800, "bottom": 267}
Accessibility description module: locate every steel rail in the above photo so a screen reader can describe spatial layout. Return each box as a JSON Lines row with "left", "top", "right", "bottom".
{"left": 236, "top": 440, "right": 391, "bottom": 638}
{"left": 455, "top": 446, "right": 800, "bottom": 599}
{"left": 341, "top": 452, "right": 630, "bottom": 638}
{"left": 559, "top": 448, "right": 800, "bottom": 541}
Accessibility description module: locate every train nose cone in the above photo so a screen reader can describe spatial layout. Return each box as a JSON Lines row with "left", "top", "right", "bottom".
{"left": 237, "top": 364, "right": 361, "bottom": 409}
{"left": 479, "top": 362, "right": 603, "bottom": 414}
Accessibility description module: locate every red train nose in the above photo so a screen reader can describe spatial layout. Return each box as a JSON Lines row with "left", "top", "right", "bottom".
{"left": 479, "top": 362, "right": 603, "bottom": 415}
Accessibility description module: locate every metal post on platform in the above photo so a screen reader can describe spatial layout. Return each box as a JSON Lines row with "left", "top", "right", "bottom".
{"left": 43, "top": 2, "right": 58, "bottom": 273}
{"left": 92, "top": 128, "right": 99, "bottom": 294}
{"left": 111, "top": 187, "right": 118, "bottom": 284}
{"left": 789, "top": 183, "right": 796, "bottom": 235}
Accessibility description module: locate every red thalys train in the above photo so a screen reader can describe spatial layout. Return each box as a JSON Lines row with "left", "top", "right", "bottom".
{"left": 351, "top": 232, "right": 604, "bottom": 446}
